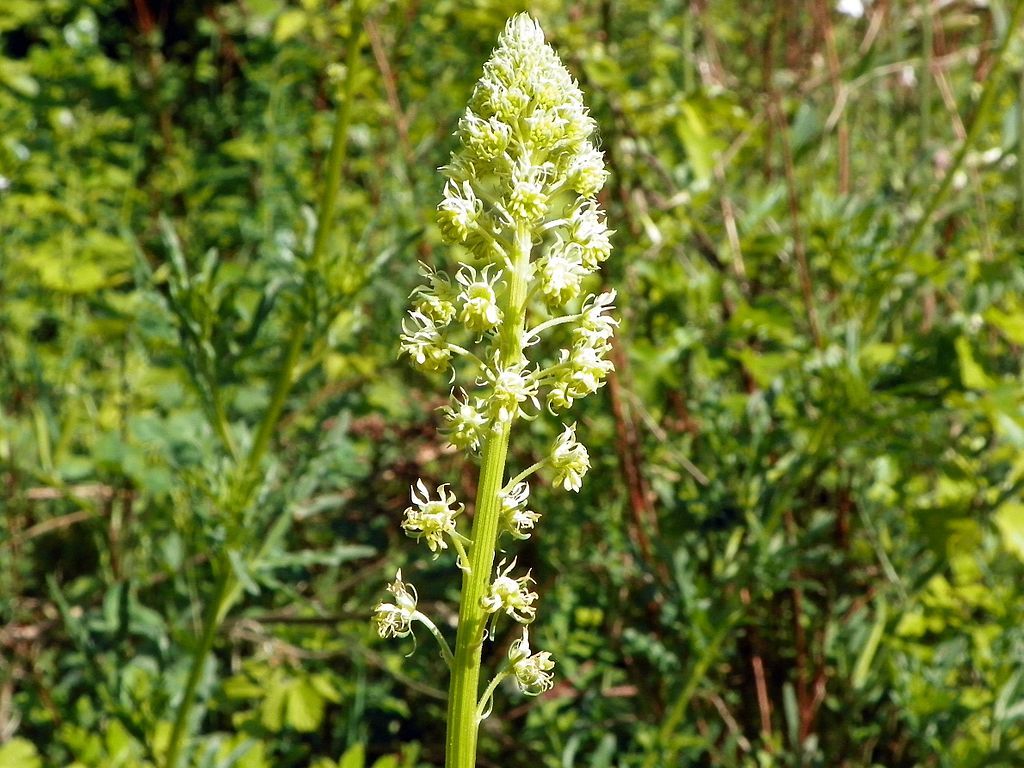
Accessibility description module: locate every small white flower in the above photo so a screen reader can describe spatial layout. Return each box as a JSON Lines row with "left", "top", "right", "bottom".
{"left": 539, "top": 244, "right": 585, "bottom": 307}
{"left": 506, "top": 161, "right": 548, "bottom": 222}
{"left": 508, "top": 628, "right": 555, "bottom": 695}
{"left": 459, "top": 110, "right": 512, "bottom": 161}
{"left": 402, "top": 479, "right": 464, "bottom": 553}
{"left": 456, "top": 265, "right": 503, "bottom": 333}
{"left": 374, "top": 570, "right": 419, "bottom": 639}
{"left": 573, "top": 291, "right": 618, "bottom": 348}
{"left": 411, "top": 264, "right": 457, "bottom": 326}
{"left": 550, "top": 424, "right": 590, "bottom": 492}
{"left": 400, "top": 311, "right": 451, "bottom": 373}
{"left": 836, "top": 0, "right": 865, "bottom": 17}
{"left": 481, "top": 358, "right": 539, "bottom": 424}
{"left": 499, "top": 481, "right": 541, "bottom": 539}
{"left": 441, "top": 390, "right": 490, "bottom": 452}
{"left": 481, "top": 558, "right": 538, "bottom": 623}
{"left": 566, "top": 200, "right": 612, "bottom": 269}
{"left": 437, "top": 180, "right": 483, "bottom": 244}
{"left": 567, "top": 143, "right": 608, "bottom": 198}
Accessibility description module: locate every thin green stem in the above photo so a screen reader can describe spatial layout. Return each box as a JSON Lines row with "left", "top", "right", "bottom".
{"left": 475, "top": 669, "right": 510, "bottom": 722}
{"left": 412, "top": 611, "right": 455, "bottom": 667}
{"left": 504, "top": 459, "right": 547, "bottom": 493}
{"left": 164, "top": 564, "right": 236, "bottom": 768}
{"left": 162, "top": 21, "right": 362, "bottom": 766}
{"left": 445, "top": 224, "right": 532, "bottom": 768}
{"left": 1018, "top": 66, "right": 1024, "bottom": 231}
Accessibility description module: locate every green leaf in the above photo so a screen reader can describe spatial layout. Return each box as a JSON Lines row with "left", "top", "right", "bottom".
{"left": 338, "top": 743, "right": 366, "bottom": 768}
{"left": 995, "top": 502, "right": 1024, "bottom": 561}
{"left": 955, "top": 336, "right": 994, "bottom": 390}
{"left": 0, "top": 739, "right": 41, "bottom": 768}
{"left": 273, "top": 9, "right": 307, "bottom": 43}
{"left": 852, "top": 598, "right": 887, "bottom": 689}
{"left": 286, "top": 679, "right": 326, "bottom": 732}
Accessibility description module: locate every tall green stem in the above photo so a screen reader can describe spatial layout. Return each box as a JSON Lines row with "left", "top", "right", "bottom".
{"left": 162, "top": 19, "right": 362, "bottom": 766}
{"left": 445, "top": 225, "right": 532, "bottom": 768}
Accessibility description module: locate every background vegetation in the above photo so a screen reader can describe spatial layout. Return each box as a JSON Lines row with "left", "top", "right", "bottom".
{"left": 2, "top": 0, "right": 1024, "bottom": 766}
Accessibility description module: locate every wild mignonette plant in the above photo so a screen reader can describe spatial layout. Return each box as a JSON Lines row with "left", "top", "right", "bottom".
{"left": 374, "top": 14, "right": 614, "bottom": 767}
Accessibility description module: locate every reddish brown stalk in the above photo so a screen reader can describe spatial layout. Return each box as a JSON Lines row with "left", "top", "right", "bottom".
{"left": 607, "top": 338, "right": 658, "bottom": 570}
{"left": 741, "top": 587, "right": 774, "bottom": 743}
{"left": 813, "top": 0, "right": 850, "bottom": 194}
{"left": 770, "top": 96, "right": 823, "bottom": 349}
{"left": 364, "top": 17, "right": 412, "bottom": 162}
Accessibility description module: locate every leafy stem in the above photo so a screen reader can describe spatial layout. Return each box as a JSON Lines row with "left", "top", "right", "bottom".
{"left": 162, "top": 16, "right": 362, "bottom": 765}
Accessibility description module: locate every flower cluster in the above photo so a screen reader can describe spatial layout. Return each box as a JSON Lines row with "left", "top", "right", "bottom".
{"left": 381, "top": 14, "right": 614, "bottom": 712}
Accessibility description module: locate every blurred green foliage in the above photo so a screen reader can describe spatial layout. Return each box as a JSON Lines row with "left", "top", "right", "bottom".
{"left": 2, "top": 0, "right": 1024, "bottom": 766}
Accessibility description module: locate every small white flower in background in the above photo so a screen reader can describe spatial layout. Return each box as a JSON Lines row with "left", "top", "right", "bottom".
{"left": 0, "top": 176, "right": 10, "bottom": 192}
{"left": 457, "top": 265, "right": 503, "bottom": 333}
{"left": 550, "top": 424, "right": 590, "bottom": 492}
{"left": 481, "top": 558, "right": 538, "bottom": 623}
{"left": 508, "top": 629, "right": 555, "bottom": 695}
{"left": 402, "top": 479, "right": 464, "bottom": 553}
{"left": 499, "top": 482, "right": 541, "bottom": 539}
{"left": 836, "top": 0, "right": 866, "bottom": 18}
{"left": 374, "top": 570, "right": 419, "bottom": 639}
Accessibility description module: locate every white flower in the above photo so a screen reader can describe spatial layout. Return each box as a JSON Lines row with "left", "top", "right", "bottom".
{"left": 400, "top": 311, "right": 451, "bottom": 374}
{"left": 567, "top": 143, "right": 608, "bottom": 198}
{"left": 508, "top": 629, "right": 555, "bottom": 695}
{"left": 437, "top": 180, "right": 483, "bottom": 244}
{"left": 411, "top": 264, "right": 457, "bottom": 326}
{"left": 481, "top": 558, "right": 538, "bottom": 623}
{"left": 441, "top": 390, "right": 489, "bottom": 452}
{"left": 374, "top": 570, "right": 419, "bottom": 639}
{"left": 566, "top": 200, "right": 612, "bottom": 269}
{"left": 836, "top": 0, "right": 865, "bottom": 17}
{"left": 539, "top": 243, "right": 585, "bottom": 307}
{"left": 458, "top": 111, "right": 512, "bottom": 161}
{"left": 506, "top": 161, "right": 548, "bottom": 222}
{"left": 402, "top": 479, "right": 464, "bottom": 553}
{"left": 456, "top": 265, "right": 503, "bottom": 333}
{"left": 499, "top": 482, "right": 541, "bottom": 539}
{"left": 481, "top": 358, "right": 539, "bottom": 424}
{"left": 573, "top": 291, "right": 618, "bottom": 348}
{"left": 550, "top": 424, "right": 590, "bottom": 492}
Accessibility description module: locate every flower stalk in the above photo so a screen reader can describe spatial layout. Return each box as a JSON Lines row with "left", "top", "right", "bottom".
{"left": 375, "top": 14, "right": 614, "bottom": 767}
